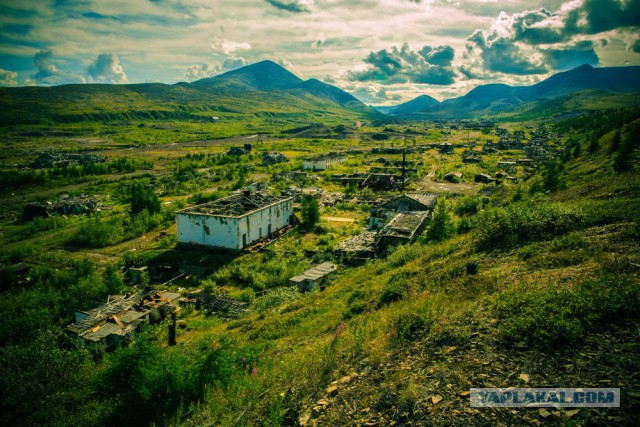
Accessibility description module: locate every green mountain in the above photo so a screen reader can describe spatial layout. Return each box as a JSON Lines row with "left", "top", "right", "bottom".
{"left": 377, "top": 94, "right": 440, "bottom": 115}
{"left": 385, "top": 65, "right": 640, "bottom": 119}
{"left": 0, "top": 60, "right": 383, "bottom": 125}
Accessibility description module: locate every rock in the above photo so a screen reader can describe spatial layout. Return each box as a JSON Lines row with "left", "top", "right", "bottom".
{"left": 299, "top": 411, "right": 311, "bottom": 425}
{"left": 339, "top": 375, "right": 353, "bottom": 384}
{"left": 538, "top": 408, "right": 551, "bottom": 418}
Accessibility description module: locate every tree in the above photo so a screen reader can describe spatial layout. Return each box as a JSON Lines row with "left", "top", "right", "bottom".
{"left": 130, "top": 183, "right": 161, "bottom": 215}
{"left": 104, "top": 264, "right": 124, "bottom": 295}
{"left": 427, "top": 199, "right": 453, "bottom": 242}
{"left": 301, "top": 196, "right": 320, "bottom": 229}
{"left": 573, "top": 142, "right": 581, "bottom": 158}
{"left": 542, "top": 160, "right": 565, "bottom": 192}
{"left": 344, "top": 181, "right": 357, "bottom": 198}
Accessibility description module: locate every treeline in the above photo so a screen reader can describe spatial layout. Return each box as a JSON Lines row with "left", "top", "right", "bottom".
{"left": 0, "top": 157, "right": 153, "bottom": 192}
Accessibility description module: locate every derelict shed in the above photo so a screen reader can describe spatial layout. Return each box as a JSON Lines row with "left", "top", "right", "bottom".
{"left": 289, "top": 262, "right": 338, "bottom": 292}
{"left": 376, "top": 210, "right": 431, "bottom": 250}
{"left": 176, "top": 192, "right": 294, "bottom": 250}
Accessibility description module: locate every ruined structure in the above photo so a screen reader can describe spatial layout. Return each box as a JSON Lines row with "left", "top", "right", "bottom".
{"left": 176, "top": 192, "right": 294, "bottom": 250}
{"left": 21, "top": 195, "right": 103, "bottom": 220}
{"left": 444, "top": 171, "right": 463, "bottom": 183}
{"left": 370, "top": 193, "right": 437, "bottom": 229}
{"left": 376, "top": 211, "right": 430, "bottom": 250}
{"left": 66, "top": 290, "right": 179, "bottom": 354}
{"left": 439, "top": 142, "right": 454, "bottom": 154}
{"left": 303, "top": 153, "right": 346, "bottom": 170}
{"left": 289, "top": 262, "right": 338, "bottom": 292}
{"left": 262, "top": 151, "right": 289, "bottom": 166}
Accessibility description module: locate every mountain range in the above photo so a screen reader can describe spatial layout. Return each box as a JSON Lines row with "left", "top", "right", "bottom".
{"left": 0, "top": 60, "right": 381, "bottom": 125}
{"left": 1, "top": 62, "right": 639, "bottom": 126}
{"left": 381, "top": 64, "right": 640, "bottom": 119}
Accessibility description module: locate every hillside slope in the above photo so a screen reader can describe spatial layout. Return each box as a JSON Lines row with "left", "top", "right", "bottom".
{"left": 386, "top": 65, "right": 640, "bottom": 119}
{"left": 0, "top": 61, "right": 383, "bottom": 125}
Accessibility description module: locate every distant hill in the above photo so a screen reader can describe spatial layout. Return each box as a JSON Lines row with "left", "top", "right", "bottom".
{"left": 376, "top": 94, "right": 440, "bottom": 115}
{"left": 384, "top": 65, "right": 640, "bottom": 119}
{"left": 0, "top": 60, "right": 382, "bottom": 125}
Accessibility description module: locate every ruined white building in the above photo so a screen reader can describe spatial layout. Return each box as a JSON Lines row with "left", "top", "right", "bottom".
{"left": 176, "top": 192, "right": 294, "bottom": 250}
{"left": 303, "top": 153, "right": 347, "bottom": 171}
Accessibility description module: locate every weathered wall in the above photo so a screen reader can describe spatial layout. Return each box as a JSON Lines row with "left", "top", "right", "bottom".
{"left": 176, "top": 214, "right": 239, "bottom": 249}
{"left": 176, "top": 199, "right": 293, "bottom": 250}
{"left": 237, "top": 199, "right": 293, "bottom": 247}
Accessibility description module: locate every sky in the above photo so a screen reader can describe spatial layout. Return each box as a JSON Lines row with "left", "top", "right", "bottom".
{"left": 0, "top": 0, "right": 639, "bottom": 104}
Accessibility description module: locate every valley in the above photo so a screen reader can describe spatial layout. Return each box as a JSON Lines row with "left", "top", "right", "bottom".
{"left": 0, "top": 61, "right": 639, "bottom": 427}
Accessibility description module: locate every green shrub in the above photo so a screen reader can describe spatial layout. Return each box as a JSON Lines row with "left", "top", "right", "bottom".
{"left": 378, "top": 282, "right": 405, "bottom": 308}
{"left": 495, "top": 276, "right": 640, "bottom": 350}
{"left": 394, "top": 312, "right": 432, "bottom": 343}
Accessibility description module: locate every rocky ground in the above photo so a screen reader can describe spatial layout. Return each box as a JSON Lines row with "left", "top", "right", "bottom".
{"left": 298, "top": 316, "right": 640, "bottom": 426}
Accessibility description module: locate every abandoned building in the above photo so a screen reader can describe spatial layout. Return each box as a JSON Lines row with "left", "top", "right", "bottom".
{"left": 66, "top": 290, "right": 180, "bottom": 354}
{"left": 303, "top": 153, "right": 347, "bottom": 170}
{"left": 497, "top": 161, "right": 517, "bottom": 170}
{"left": 444, "top": 171, "right": 463, "bottom": 183}
{"left": 439, "top": 142, "right": 454, "bottom": 154}
{"left": 462, "top": 156, "right": 482, "bottom": 164}
{"left": 376, "top": 211, "right": 430, "bottom": 251}
{"left": 361, "top": 173, "right": 407, "bottom": 191}
{"left": 516, "top": 158, "right": 535, "bottom": 166}
{"left": 22, "top": 195, "right": 101, "bottom": 220}
{"left": 227, "top": 147, "right": 248, "bottom": 156}
{"left": 176, "top": 192, "right": 294, "bottom": 250}
{"left": 335, "top": 231, "right": 377, "bottom": 261}
{"left": 29, "top": 152, "right": 106, "bottom": 169}
{"left": 474, "top": 173, "right": 495, "bottom": 184}
{"left": 262, "top": 151, "right": 289, "bottom": 166}
{"left": 370, "top": 193, "right": 438, "bottom": 229}
{"left": 289, "top": 262, "right": 338, "bottom": 292}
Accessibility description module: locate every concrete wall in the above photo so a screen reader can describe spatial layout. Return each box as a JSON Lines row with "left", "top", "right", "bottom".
{"left": 177, "top": 214, "right": 240, "bottom": 249}
{"left": 177, "top": 199, "right": 293, "bottom": 250}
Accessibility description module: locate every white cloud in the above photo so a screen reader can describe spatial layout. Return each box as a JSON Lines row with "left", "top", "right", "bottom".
{"left": 0, "top": 69, "right": 18, "bottom": 87}
{"left": 87, "top": 53, "right": 128, "bottom": 84}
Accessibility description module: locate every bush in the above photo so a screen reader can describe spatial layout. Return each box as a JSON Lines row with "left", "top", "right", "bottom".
{"left": 474, "top": 196, "right": 584, "bottom": 250}
{"left": 495, "top": 276, "right": 640, "bottom": 350}
{"left": 394, "top": 313, "right": 432, "bottom": 343}
{"left": 378, "top": 282, "right": 405, "bottom": 308}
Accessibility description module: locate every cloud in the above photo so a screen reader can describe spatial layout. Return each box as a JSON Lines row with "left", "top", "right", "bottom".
{"left": 86, "top": 53, "right": 128, "bottom": 83}
{"left": 184, "top": 56, "right": 250, "bottom": 81}
{"left": 185, "top": 63, "right": 218, "bottom": 81}
{"left": 264, "top": 0, "right": 313, "bottom": 13}
{"left": 542, "top": 40, "right": 599, "bottom": 70}
{"left": 568, "top": 0, "right": 640, "bottom": 35}
{"left": 221, "top": 56, "right": 249, "bottom": 71}
{"left": 467, "top": 30, "right": 547, "bottom": 75}
{"left": 211, "top": 38, "right": 252, "bottom": 55}
{"left": 348, "top": 43, "right": 456, "bottom": 85}
{"left": 0, "top": 69, "right": 18, "bottom": 87}
{"left": 420, "top": 45, "right": 455, "bottom": 66}
{"left": 311, "top": 33, "right": 326, "bottom": 49}
{"left": 28, "top": 50, "right": 86, "bottom": 86}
